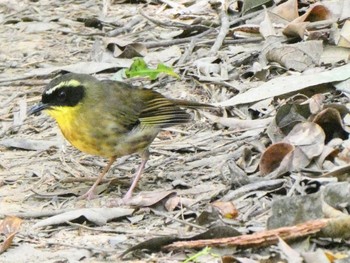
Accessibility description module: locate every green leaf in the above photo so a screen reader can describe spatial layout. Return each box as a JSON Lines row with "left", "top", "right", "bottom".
{"left": 125, "top": 58, "right": 179, "bottom": 80}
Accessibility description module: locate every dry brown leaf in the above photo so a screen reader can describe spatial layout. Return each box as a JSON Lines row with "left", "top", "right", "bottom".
{"left": 164, "top": 195, "right": 180, "bottom": 212}
{"left": 211, "top": 201, "right": 238, "bottom": 219}
{"left": 259, "top": 142, "right": 294, "bottom": 175}
{"left": 272, "top": 0, "right": 298, "bottom": 21}
{"left": 261, "top": 122, "right": 326, "bottom": 175}
{"left": 283, "top": 3, "right": 331, "bottom": 38}
{"left": 312, "top": 107, "right": 348, "bottom": 143}
{"left": 324, "top": 251, "right": 349, "bottom": 262}
{"left": 231, "top": 24, "right": 261, "bottom": 39}
{"left": 106, "top": 39, "right": 147, "bottom": 58}
{"left": 0, "top": 216, "right": 22, "bottom": 254}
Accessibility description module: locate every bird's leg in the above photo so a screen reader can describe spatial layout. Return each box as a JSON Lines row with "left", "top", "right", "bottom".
{"left": 78, "top": 156, "right": 117, "bottom": 200}
{"left": 122, "top": 150, "right": 150, "bottom": 202}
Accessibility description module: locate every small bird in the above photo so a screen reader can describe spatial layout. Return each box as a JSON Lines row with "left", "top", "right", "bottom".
{"left": 28, "top": 73, "right": 212, "bottom": 203}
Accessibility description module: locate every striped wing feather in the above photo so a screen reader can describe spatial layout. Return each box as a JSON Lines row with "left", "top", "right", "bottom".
{"left": 139, "top": 97, "right": 191, "bottom": 128}
{"left": 101, "top": 80, "right": 213, "bottom": 129}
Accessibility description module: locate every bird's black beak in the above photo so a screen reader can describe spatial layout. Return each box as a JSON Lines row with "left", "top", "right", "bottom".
{"left": 27, "top": 102, "right": 50, "bottom": 116}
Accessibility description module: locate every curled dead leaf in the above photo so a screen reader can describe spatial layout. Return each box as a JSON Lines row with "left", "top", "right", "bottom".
{"left": 259, "top": 142, "right": 294, "bottom": 175}
{"left": 283, "top": 3, "right": 331, "bottom": 38}
{"left": 312, "top": 107, "right": 348, "bottom": 143}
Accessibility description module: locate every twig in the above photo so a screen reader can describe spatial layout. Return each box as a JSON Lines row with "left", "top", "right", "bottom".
{"left": 151, "top": 209, "right": 207, "bottom": 230}
{"left": 221, "top": 179, "right": 286, "bottom": 201}
{"left": 144, "top": 35, "right": 261, "bottom": 49}
{"left": 165, "top": 218, "right": 329, "bottom": 250}
{"left": 209, "top": 0, "right": 230, "bottom": 55}
{"left": 139, "top": 8, "right": 208, "bottom": 31}
{"left": 177, "top": 38, "right": 196, "bottom": 65}
{"left": 45, "top": 241, "right": 114, "bottom": 253}
{"left": 107, "top": 16, "right": 144, "bottom": 37}
{"left": 65, "top": 221, "right": 177, "bottom": 236}
{"left": 229, "top": 10, "right": 262, "bottom": 26}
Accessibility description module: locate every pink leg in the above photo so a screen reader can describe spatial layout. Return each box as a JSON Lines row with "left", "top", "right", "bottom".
{"left": 122, "top": 150, "right": 149, "bottom": 202}
{"left": 78, "top": 156, "right": 117, "bottom": 200}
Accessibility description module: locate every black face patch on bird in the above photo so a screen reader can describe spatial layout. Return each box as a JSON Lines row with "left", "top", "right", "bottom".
{"left": 42, "top": 84, "right": 85, "bottom": 107}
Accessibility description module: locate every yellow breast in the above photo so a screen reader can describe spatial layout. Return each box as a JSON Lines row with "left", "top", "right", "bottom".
{"left": 45, "top": 105, "right": 160, "bottom": 159}
{"left": 45, "top": 106, "right": 108, "bottom": 156}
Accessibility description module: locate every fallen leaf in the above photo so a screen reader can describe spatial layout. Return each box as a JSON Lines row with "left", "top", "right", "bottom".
{"left": 201, "top": 112, "right": 273, "bottom": 131}
{"left": 125, "top": 58, "right": 179, "bottom": 80}
{"left": 272, "top": 0, "right": 298, "bottom": 21}
{"left": 274, "top": 103, "right": 310, "bottom": 136}
{"left": 127, "top": 190, "right": 177, "bottom": 207}
{"left": 106, "top": 38, "right": 147, "bottom": 58}
{"left": 312, "top": 107, "right": 348, "bottom": 143}
{"left": 284, "top": 122, "right": 326, "bottom": 160}
{"left": 33, "top": 208, "right": 134, "bottom": 228}
{"left": 259, "top": 142, "right": 294, "bottom": 175}
{"left": 0, "top": 138, "right": 60, "bottom": 151}
{"left": 278, "top": 237, "right": 303, "bottom": 263}
{"left": 0, "top": 216, "right": 22, "bottom": 254}
{"left": 217, "top": 63, "right": 350, "bottom": 107}
{"left": 309, "top": 94, "right": 326, "bottom": 114}
{"left": 211, "top": 201, "right": 238, "bottom": 219}
{"left": 23, "top": 61, "right": 132, "bottom": 78}
{"left": 338, "top": 20, "right": 350, "bottom": 48}
{"left": 283, "top": 3, "right": 331, "bottom": 38}
{"left": 265, "top": 40, "right": 323, "bottom": 71}
{"left": 242, "top": 0, "right": 272, "bottom": 15}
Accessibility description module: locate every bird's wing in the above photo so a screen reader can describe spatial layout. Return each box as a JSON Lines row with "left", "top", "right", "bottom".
{"left": 100, "top": 80, "right": 191, "bottom": 130}
{"left": 139, "top": 93, "right": 192, "bottom": 128}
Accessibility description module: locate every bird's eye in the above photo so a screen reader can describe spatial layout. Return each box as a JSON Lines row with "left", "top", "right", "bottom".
{"left": 57, "top": 90, "right": 66, "bottom": 101}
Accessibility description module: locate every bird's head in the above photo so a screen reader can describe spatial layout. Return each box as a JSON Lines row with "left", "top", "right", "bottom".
{"left": 28, "top": 73, "right": 98, "bottom": 117}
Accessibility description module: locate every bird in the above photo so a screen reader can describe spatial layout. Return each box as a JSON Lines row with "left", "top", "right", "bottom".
{"left": 28, "top": 73, "right": 213, "bottom": 203}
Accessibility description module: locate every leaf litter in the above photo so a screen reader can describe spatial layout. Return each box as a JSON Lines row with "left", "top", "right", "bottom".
{"left": 1, "top": 0, "right": 350, "bottom": 262}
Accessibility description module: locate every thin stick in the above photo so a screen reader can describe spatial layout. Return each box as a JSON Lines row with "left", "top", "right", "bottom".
{"left": 107, "top": 16, "right": 144, "bottom": 37}
{"left": 209, "top": 0, "right": 230, "bottom": 55}
{"left": 151, "top": 209, "right": 207, "bottom": 230}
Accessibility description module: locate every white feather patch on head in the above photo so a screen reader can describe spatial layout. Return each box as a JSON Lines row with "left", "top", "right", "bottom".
{"left": 45, "top": 79, "right": 81, "bottom": 95}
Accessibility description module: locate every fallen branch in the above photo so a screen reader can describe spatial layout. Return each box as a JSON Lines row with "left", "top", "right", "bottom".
{"left": 164, "top": 216, "right": 350, "bottom": 250}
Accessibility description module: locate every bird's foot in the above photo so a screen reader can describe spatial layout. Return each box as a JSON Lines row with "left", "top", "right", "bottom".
{"left": 77, "top": 189, "right": 98, "bottom": 200}
{"left": 107, "top": 195, "right": 132, "bottom": 207}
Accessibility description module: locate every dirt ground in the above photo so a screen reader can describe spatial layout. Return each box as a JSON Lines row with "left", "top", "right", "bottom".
{"left": 0, "top": 1, "right": 234, "bottom": 262}
{"left": 1, "top": 0, "right": 350, "bottom": 262}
